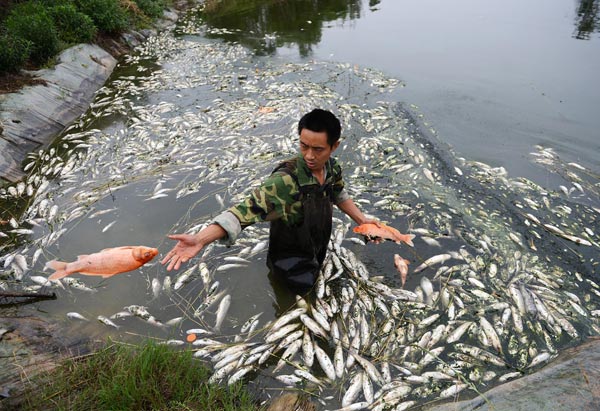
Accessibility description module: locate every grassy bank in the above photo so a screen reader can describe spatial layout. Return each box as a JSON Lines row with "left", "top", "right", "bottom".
{"left": 13, "top": 340, "right": 263, "bottom": 411}
{"left": 0, "top": 0, "right": 173, "bottom": 92}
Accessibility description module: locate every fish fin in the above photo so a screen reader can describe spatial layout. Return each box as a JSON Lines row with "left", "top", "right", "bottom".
{"left": 46, "top": 260, "right": 69, "bottom": 280}
{"left": 404, "top": 234, "right": 416, "bottom": 247}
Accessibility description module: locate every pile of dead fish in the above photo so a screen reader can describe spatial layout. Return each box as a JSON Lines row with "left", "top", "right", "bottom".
{"left": 1, "top": 10, "right": 599, "bottom": 410}
{"left": 147, "top": 212, "right": 595, "bottom": 411}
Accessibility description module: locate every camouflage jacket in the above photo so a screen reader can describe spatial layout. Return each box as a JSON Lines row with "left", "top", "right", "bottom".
{"left": 212, "top": 154, "right": 349, "bottom": 244}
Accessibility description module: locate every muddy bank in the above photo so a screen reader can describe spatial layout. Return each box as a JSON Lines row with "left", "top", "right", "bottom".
{"left": 0, "top": 306, "right": 91, "bottom": 408}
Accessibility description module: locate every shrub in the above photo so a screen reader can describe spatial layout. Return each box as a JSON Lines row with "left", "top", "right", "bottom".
{"left": 75, "top": 0, "right": 129, "bottom": 34}
{"left": 5, "top": 1, "right": 60, "bottom": 65}
{"left": 134, "top": 0, "right": 164, "bottom": 18}
{"left": 0, "top": 32, "right": 32, "bottom": 73}
{"left": 49, "top": 4, "right": 97, "bottom": 44}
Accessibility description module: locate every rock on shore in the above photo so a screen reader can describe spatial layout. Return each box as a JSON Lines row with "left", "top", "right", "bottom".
{"left": 424, "top": 337, "right": 600, "bottom": 411}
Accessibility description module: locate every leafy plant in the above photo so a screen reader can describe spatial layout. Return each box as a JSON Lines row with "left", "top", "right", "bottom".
{"left": 49, "top": 4, "right": 97, "bottom": 44}
{"left": 134, "top": 0, "right": 165, "bottom": 19}
{"left": 0, "top": 32, "right": 32, "bottom": 73}
{"left": 75, "top": 0, "right": 129, "bottom": 34}
{"left": 5, "top": 1, "right": 60, "bottom": 65}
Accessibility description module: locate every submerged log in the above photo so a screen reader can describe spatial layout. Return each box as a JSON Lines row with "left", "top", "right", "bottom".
{"left": 0, "top": 291, "right": 57, "bottom": 305}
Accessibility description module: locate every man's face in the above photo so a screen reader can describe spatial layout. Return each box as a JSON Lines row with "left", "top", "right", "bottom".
{"left": 299, "top": 128, "right": 339, "bottom": 173}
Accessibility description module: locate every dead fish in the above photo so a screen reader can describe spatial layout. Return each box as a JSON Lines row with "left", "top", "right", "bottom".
{"left": 214, "top": 294, "right": 231, "bottom": 332}
{"left": 216, "top": 263, "right": 246, "bottom": 272}
{"left": 353, "top": 223, "right": 415, "bottom": 246}
{"left": 110, "top": 311, "right": 133, "bottom": 319}
{"left": 393, "top": 254, "right": 410, "bottom": 288}
{"left": 97, "top": 315, "right": 120, "bottom": 329}
{"left": 67, "top": 312, "right": 89, "bottom": 321}
{"left": 46, "top": 246, "right": 158, "bottom": 280}
{"left": 413, "top": 254, "right": 452, "bottom": 273}
{"left": 29, "top": 276, "right": 52, "bottom": 287}
{"left": 101, "top": 221, "right": 116, "bottom": 233}
{"left": 62, "top": 277, "right": 97, "bottom": 293}
{"left": 151, "top": 278, "right": 161, "bottom": 298}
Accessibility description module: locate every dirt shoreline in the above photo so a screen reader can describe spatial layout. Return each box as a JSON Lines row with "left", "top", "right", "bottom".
{"left": 0, "top": 307, "right": 93, "bottom": 407}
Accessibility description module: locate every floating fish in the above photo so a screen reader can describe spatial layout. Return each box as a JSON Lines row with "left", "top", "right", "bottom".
{"left": 393, "top": 254, "right": 410, "bottom": 288}
{"left": 353, "top": 223, "right": 415, "bottom": 246}
{"left": 67, "top": 312, "right": 89, "bottom": 321}
{"left": 97, "top": 315, "right": 120, "bottom": 329}
{"left": 46, "top": 246, "right": 158, "bottom": 280}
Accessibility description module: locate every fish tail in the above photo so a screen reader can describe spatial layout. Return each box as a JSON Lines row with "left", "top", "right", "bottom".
{"left": 403, "top": 234, "right": 416, "bottom": 247}
{"left": 46, "top": 260, "right": 69, "bottom": 280}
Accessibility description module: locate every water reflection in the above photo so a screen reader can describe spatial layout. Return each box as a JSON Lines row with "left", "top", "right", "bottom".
{"left": 368, "top": 0, "right": 381, "bottom": 11}
{"left": 574, "top": 0, "right": 599, "bottom": 39}
{"left": 201, "top": 0, "right": 363, "bottom": 56}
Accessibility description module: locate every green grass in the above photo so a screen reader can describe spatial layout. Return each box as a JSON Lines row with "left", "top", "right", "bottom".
{"left": 0, "top": 0, "right": 174, "bottom": 74}
{"left": 20, "top": 340, "right": 263, "bottom": 411}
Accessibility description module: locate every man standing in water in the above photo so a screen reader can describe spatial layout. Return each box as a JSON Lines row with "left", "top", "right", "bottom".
{"left": 161, "top": 109, "right": 378, "bottom": 294}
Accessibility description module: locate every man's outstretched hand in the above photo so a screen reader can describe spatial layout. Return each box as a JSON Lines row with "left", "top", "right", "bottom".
{"left": 161, "top": 234, "right": 203, "bottom": 271}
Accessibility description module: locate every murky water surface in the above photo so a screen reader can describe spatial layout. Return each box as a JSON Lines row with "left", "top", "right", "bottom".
{"left": 1, "top": 1, "right": 600, "bottom": 409}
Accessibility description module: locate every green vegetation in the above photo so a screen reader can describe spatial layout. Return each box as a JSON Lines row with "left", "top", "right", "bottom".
{"left": 0, "top": 0, "right": 168, "bottom": 74}
{"left": 5, "top": 2, "right": 60, "bottom": 65}
{"left": 20, "top": 340, "right": 263, "bottom": 411}
{"left": 135, "top": 0, "right": 167, "bottom": 19}
{"left": 0, "top": 32, "right": 31, "bottom": 73}
{"left": 75, "top": 0, "right": 129, "bottom": 34}
{"left": 48, "top": 4, "right": 97, "bottom": 44}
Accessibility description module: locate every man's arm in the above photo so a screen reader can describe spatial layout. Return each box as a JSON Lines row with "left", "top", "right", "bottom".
{"left": 162, "top": 171, "right": 296, "bottom": 271}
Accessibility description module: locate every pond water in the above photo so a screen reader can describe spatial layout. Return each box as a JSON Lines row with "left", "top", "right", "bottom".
{"left": 200, "top": 0, "right": 600, "bottom": 182}
{"left": 1, "top": 0, "right": 600, "bottom": 409}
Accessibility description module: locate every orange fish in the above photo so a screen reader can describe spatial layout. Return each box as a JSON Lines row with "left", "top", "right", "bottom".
{"left": 46, "top": 246, "right": 158, "bottom": 280}
{"left": 394, "top": 254, "right": 410, "bottom": 288}
{"left": 353, "top": 223, "right": 415, "bottom": 246}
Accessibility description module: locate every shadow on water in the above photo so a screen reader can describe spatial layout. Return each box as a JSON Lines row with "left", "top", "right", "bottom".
{"left": 574, "top": 0, "right": 600, "bottom": 40}
{"left": 200, "top": 0, "right": 363, "bottom": 56}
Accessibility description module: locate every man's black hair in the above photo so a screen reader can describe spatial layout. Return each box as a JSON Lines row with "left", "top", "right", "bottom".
{"left": 298, "top": 109, "right": 341, "bottom": 147}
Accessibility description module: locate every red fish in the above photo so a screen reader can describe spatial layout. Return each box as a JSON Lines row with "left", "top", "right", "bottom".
{"left": 353, "top": 223, "right": 415, "bottom": 246}
{"left": 394, "top": 254, "right": 410, "bottom": 288}
{"left": 46, "top": 246, "right": 158, "bottom": 280}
